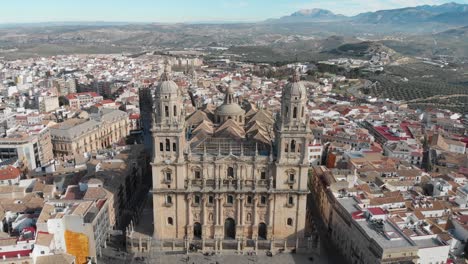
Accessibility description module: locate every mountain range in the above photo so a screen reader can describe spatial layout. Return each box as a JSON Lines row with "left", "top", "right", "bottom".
{"left": 269, "top": 2, "right": 468, "bottom": 25}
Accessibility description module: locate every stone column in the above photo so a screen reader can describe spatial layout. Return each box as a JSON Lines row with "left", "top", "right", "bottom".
{"left": 219, "top": 196, "right": 224, "bottom": 224}
{"left": 268, "top": 195, "right": 274, "bottom": 225}
{"left": 188, "top": 196, "right": 193, "bottom": 224}
{"left": 202, "top": 196, "right": 207, "bottom": 224}
{"left": 239, "top": 195, "right": 244, "bottom": 226}
{"left": 253, "top": 196, "right": 258, "bottom": 226}
{"left": 216, "top": 195, "right": 220, "bottom": 226}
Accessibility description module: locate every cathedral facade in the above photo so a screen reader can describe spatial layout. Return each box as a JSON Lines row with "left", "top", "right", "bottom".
{"left": 151, "top": 67, "right": 312, "bottom": 251}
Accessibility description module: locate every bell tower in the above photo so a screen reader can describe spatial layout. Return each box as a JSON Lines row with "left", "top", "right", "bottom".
{"left": 152, "top": 64, "right": 185, "bottom": 163}
{"left": 152, "top": 65, "right": 187, "bottom": 239}
{"left": 276, "top": 70, "right": 311, "bottom": 164}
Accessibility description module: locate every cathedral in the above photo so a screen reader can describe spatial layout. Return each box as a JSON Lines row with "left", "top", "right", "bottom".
{"left": 151, "top": 66, "right": 312, "bottom": 251}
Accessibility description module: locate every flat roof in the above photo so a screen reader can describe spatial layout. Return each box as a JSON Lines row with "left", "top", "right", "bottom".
{"left": 338, "top": 197, "right": 415, "bottom": 249}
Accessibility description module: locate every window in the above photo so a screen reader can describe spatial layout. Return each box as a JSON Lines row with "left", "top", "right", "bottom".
{"left": 208, "top": 195, "right": 214, "bottom": 204}
{"left": 194, "top": 195, "right": 200, "bottom": 205}
{"left": 160, "top": 142, "right": 163, "bottom": 151}
{"left": 227, "top": 167, "right": 234, "bottom": 178}
{"left": 260, "top": 196, "right": 266, "bottom": 205}
{"left": 165, "top": 139, "right": 170, "bottom": 151}
{"left": 168, "top": 217, "right": 173, "bottom": 225}
{"left": 194, "top": 170, "right": 201, "bottom": 179}
{"left": 40, "top": 251, "right": 45, "bottom": 254}
{"left": 165, "top": 106, "right": 169, "bottom": 117}
{"left": 165, "top": 171, "right": 172, "bottom": 182}
{"left": 172, "top": 142, "right": 176, "bottom": 152}
{"left": 166, "top": 195, "right": 172, "bottom": 204}
{"left": 291, "top": 140, "right": 296, "bottom": 152}
{"left": 173, "top": 105, "right": 177, "bottom": 116}
{"left": 288, "top": 196, "right": 294, "bottom": 205}
{"left": 289, "top": 173, "right": 295, "bottom": 183}
{"left": 247, "top": 196, "right": 253, "bottom": 204}
{"left": 260, "top": 171, "right": 266, "bottom": 180}
{"left": 227, "top": 195, "right": 234, "bottom": 204}
{"left": 293, "top": 107, "right": 297, "bottom": 118}
{"left": 287, "top": 218, "right": 293, "bottom": 226}
{"left": 285, "top": 143, "right": 289, "bottom": 152}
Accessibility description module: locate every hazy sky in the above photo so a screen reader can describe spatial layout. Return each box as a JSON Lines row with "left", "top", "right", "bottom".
{"left": 1, "top": 0, "right": 467, "bottom": 23}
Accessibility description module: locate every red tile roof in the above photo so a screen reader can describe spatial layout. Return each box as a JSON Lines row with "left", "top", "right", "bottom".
{"left": 368, "top": 207, "right": 386, "bottom": 215}
{"left": 0, "top": 166, "right": 21, "bottom": 181}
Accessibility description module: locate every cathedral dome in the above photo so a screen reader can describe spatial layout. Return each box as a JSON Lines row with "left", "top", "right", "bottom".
{"left": 215, "top": 103, "right": 244, "bottom": 116}
{"left": 155, "top": 65, "right": 179, "bottom": 95}
{"left": 156, "top": 80, "right": 179, "bottom": 95}
{"left": 284, "top": 71, "right": 307, "bottom": 97}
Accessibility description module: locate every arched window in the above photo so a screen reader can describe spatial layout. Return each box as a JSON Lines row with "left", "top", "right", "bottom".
{"left": 164, "top": 105, "right": 169, "bottom": 117}
{"left": 291, "top": 140, "right": 296, "bottom": 152}
{"left": 293, "top": 107, "right": 297, "bottom": 118}
{"left": 247, "top": 196, "right": 253, "bottom": 204}
{"left": 168, "top": 217, "right": 173, "bottom": 225}
{"left": 260, "top": 196, "right": 266, "bottom": 205}
{"left": 165, "top": 139, "right": 170, "bottom": 151}
{"left": 172, "top": 142, "right": 177, "bottom": 152}
{"left": 227, "top": 167, "right": 234, "bottom": 178}
{"left": 166, "top": 195, "right": 172, "bottom": 204}
{"left": 288, "top": 196, "right": 294, "bottom": 205}
{"left": 160, "top": 142, "right": 164, "bottom": 151}
{"left": 173, "top": 105, "right": 177, "bottom": 116}
{"left": 227, "top": 195, "right": 234, "bottom": 204}
{"left": 287, "top": 218, "right": 293, "bottom": 226}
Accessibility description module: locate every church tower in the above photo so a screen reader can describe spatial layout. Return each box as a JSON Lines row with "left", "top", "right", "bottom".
{"left": 152, "top": 65, "right": 187, "bottom": 240}
{"left": 276, "top": 70, "right": 311, "bottom": 164}
{"left": 273, "top": 70, "right": 312, "bottom": 245}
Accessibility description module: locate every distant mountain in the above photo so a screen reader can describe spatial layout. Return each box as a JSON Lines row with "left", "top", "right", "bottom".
{"left": 268, "top": 8, "right": 346, "bottom": 23}
{"left": 269, "top": 2, "right": 468, "bottom": 25}
{"left": 352, "top": 2, "right": 468, "bottom": 24}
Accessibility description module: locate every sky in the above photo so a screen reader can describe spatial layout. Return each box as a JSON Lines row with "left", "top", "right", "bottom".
{"left": 1, "top": 0, "right": 467, "bottom": 23}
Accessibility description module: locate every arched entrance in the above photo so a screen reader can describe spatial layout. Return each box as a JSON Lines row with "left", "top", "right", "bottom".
{"left": 224, "top": 218, "right": 236, "bottom": 239}
{"left": 258, "top": 222, "right": 267, "bottom": 240}
{"left": 193, "top": 222, "right": 202, "bottom": 239}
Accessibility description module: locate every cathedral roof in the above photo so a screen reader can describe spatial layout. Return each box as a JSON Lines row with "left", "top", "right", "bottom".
{"left": 215, "top": 119, "right": 245, "bottom": 139}
{"left": 186, "top": 110, "right": 211, "bottom": 127}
